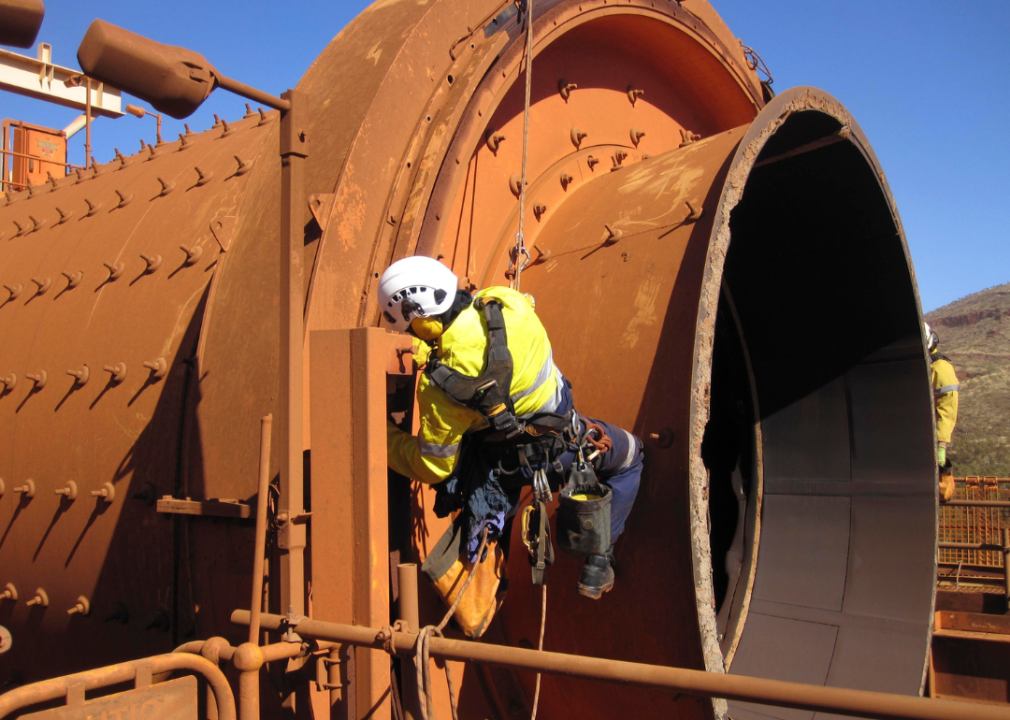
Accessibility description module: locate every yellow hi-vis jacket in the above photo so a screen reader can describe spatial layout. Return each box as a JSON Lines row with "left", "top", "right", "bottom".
{"left": 930, "top": 353, "right": 959, "bottom": 445}
{"left": 387, "top": 287, "right": 562, "bottom": 485}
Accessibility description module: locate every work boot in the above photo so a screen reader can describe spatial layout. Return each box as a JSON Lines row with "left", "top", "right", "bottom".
{"left": 939, "top": 472, "right": 955, "bottom": 503}
{"left": 577, "top": 553, "right": 615, "bottom": 599}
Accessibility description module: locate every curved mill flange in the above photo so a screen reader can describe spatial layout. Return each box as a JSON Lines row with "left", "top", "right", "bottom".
{"left": 0, "top": 2, "right": 935, "bottom": 718}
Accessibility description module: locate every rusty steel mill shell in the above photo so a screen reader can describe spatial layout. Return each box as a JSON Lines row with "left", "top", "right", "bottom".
{"left": 0, "top": 2, "right": 937, "bottom": 719}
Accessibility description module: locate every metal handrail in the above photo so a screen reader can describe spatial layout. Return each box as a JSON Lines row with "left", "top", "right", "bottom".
{"left": 0, "top": 653, "right": 235, "bottom": 720}
{"left": 0, "top": 147, "right": 82, "bottom": 170}
{"left": 233, "top": 609, "right": 1010, "bottom": 720}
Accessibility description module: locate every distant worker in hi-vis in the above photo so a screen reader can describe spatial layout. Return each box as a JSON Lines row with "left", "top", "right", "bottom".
{"left": 379, "top": 256, "right": 643, "bottom": 637}
{"left": 925, "top": 322, "right": 958, "bottom": 502}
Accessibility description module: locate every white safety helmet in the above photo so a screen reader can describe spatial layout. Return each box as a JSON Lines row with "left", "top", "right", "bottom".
{"left": 377, "top": 256, "right": 458, "bottom": 333}
{"left": 923, "top": 321, "right": 938, "bottom": 352}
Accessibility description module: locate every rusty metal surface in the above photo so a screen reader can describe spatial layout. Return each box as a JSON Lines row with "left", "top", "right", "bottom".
{"left": 0, "top": 0, "right": 45, "bottom": 49}
{"left": 0, "top": 1, "right": 939, "bottom": 718}
{"left": 0, "top": 110, "right": 274, "bottom": 681}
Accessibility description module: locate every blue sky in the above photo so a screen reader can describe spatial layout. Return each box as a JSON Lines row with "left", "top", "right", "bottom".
{"left": 4, "top": 1, "right": 1008, "bottom": 312}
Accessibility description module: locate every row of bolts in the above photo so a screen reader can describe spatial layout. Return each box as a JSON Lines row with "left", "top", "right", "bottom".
{"left": 2, "top": 104, "right": 266, "bottom": 244}
{"left": 1, "top": 357, "right": 167, "bottom": 394}
{"left": 4, "top": 103, "right": 269, "bottom": 207}
{"left": 2, "top": 243, "right": 203, "bottom": 304}
{"left": 0, "top": 109, "right": 263, "bottom": 637}
{"left": 0, "top": 583, "right": 168, "bottom": 628}
{"left": 0, "top": 585, "right": 88, "bottom": 616}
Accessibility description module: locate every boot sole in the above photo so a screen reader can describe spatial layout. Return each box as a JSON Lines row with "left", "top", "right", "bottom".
{"left": 577, "top": 579, "right": 615, "bottom": 600}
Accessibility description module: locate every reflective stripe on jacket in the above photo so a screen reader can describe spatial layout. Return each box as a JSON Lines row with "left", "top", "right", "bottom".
{"left": 931, "top": 355, "right": 959, "bottom": 444}
{"left": 387, "top": 286, "right": 561, "bottom": 484}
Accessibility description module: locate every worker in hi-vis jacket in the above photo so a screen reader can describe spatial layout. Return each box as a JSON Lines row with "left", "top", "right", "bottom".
{"left": 379, "top": 256, "right": 643, "bottom": 600}
{"left": 925, "top": 322, "right": 959, "bottom": 502}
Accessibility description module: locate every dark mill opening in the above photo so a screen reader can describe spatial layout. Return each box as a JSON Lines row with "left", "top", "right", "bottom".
{"left": 704, "top": 110, "right": 937, "bottom": 713}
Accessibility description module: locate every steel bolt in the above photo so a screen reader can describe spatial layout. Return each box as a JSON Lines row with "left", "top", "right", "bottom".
{"left": 1, "top": 374, "right": 16, "bottom": 391}
{"left": 103, "top": 363, "right": 127, "bottom": 383}
{"left": 115, "top": 190, "right": 134, "bottom": 209}
{"left": 558, "top": 79, "right": 578, "bottom": 101}
{"left": 67, "top": 365, "right": 89, "bottom": 386}
{"left": 180, "top": 245, "right": 203, "bottom": 266}
{"left": 84, "top": 198, "right": 102, "bottom": 217}
{"left": 570, "top": 127, "right": 588, "bottom": 149}
{"left": 140, "top": 254, "right": 162, "bottom": 273}
{"left": 628, "top": 86, "right": 645, "bottom": 106}
{"left": 132, "top": 482, "right": 157, "bottom": 507}
{"left": 12, "top": 220, "right": 27, "bottom": 237}
{"left": 534, "top": 203, "right": 547, "bottom": 221}
{"left": 560, "top": 173, "right": 574, "bottom": 190}
{"left": 157, "top": 177, "right": 176, "bottom": 196}
{"left": 30, "top": 277, "right": 50, "bottom": 295}
{"left": 55, "top": 480, "right": 78, "bottom": 501}
{"left": 146, "top": 144, "right": 158, "bottom": 160}
{"left": 258, "top": 108, "right": 273, "bottom": 126}
{"left": 233, "top": 155, "right": 253, "bottom": 176}
{"left": 25, "top": 588, "right": 48, "bottom": 608}
{"left": 14, "top": 479, "right": 36, "bottom": 498}
{"left": 29, "top": 215, "right": 46, "bottom": 232}
{"left": 243, "top": 103, "right": 256, "bottom": 119}
{"left": 604, "top": 224, "right": 624, "bottom": 245}
{"left": 114, "top": 147, "right": 129, "bottom": 168}
{"left": 194, "top": 167, "right": 213, "bottom": 186}
{"left": 142, "top": 357, "right": 168, "bottom": 380}
{"left": 67, "top": 596, "right": 90, "bottom": 617}
{"left": 61, "top": 271, "right": 83, "bottom": 289}
{"left": 25, "top": 371, "right": 47, "bottom": 389}
{"left": 486, "top": 131, "right": 506, "bottom": 154}
{"left": 56, "top": 207, "right": 74, "bottom": 224}
{"left": 679, "top": 128, "right": 701, "bottom": 147}
{"left": 178, "top": 133, "right": 191, "bottom": 150}
{"left": 91, "top": 482, "right": 116, "bottom": 503}
{"left": 4, "top": 283, "right": 22, "bottom": 301}
{"left": 509, "top": 174, "right": 525, "bottom": 198}
{"left": 586, "top": 155, "right": 599, "bottom": 170}
{"left": 103, "top": 262, "right": 125, "bottom": 281}
{"left": 220, "top": 118, "right": 234, "bottom": 137}
{"left": 630, "top": 127, "right": 646, "bottom": 146}
{"left": 0, "top": 583, "right": 17, "bottom": 602}
{"left": 104, "top": 603, "right": 130, "bottom": 624}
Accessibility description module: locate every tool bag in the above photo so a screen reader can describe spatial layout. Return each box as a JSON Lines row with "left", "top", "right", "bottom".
{"left": 557, "top": 458, "right": 612, "bottom": 556}
{"left": 421, "top": 518, "right": 507, "bottom": 639}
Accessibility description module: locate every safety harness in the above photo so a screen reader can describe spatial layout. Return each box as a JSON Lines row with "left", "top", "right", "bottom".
{"left": 426, "top": 298, "right": 522, "bottom": 437}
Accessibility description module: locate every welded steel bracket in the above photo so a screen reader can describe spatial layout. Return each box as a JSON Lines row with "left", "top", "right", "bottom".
{"left": 156, "top": 496, "right": 251, "bottom": 519}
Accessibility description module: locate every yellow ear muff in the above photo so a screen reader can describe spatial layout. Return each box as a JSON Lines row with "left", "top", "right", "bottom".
{"left": 410, "top": 316, "right": 444, "bottom": 340}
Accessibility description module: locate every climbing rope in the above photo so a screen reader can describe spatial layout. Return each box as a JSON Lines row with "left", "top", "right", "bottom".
{"left": 414, "top": 527, "right": 490, "bottom": 720}
{"left": 509, "top": 0, "right": 536, "bottom": 291}
{"left": 530, "top": 583, "right": 547, "bottom": 720}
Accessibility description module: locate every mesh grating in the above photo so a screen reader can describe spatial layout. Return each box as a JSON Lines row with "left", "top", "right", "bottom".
{"left": 939, "top": 477, "right": 1010, "bottom": 570}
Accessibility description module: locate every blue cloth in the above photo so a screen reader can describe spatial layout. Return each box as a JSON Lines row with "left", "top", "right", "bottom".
{"left": 432, "top": 378, "right": 643, "bottom": 561}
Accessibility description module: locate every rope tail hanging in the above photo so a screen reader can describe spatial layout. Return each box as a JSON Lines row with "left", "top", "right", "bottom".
{"left": 510, "top": 0, "right": 536, "bottom": 291}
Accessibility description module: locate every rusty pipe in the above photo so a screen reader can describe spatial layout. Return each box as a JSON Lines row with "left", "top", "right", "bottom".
{"left": 944, "top": 499, "right": 1010, "bottom": 508}
{"left": 232, "top": 610, "right": 1009, "bottom": 720}
{"left": 0, "top": 653, "right": 235, "bottom": 720}
{"left": 249, "top": 414, "right": 273, "bottom": 645}
{"left": 0, "top": 148, "right": 83, "bottom": 170}
{"left": 939, "top": 542, "right": 1005, "bottom": 551}
{"left": 213, "top": 73, "right": 290, "bottom": 112}
{"left": 397, "top": 563, "right": 422, "bottom": 720}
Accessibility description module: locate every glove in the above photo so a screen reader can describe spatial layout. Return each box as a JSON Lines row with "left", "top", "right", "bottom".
{"left": 937, "top": 445, "right": 947, "bottom": 466}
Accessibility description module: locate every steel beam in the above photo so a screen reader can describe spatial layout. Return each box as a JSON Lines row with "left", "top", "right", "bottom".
{"left": 309, "top": 327, "right": 413, "bottom": 719}
{"left": 0, "top": 47, "right": 122, "bottom": 117}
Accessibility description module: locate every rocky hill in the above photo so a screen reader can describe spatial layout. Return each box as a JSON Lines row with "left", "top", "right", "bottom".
{"left": 925, "top": 283, "right": 1010, "bottom": 477}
